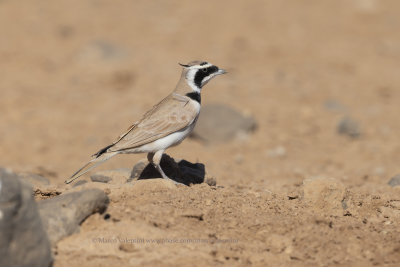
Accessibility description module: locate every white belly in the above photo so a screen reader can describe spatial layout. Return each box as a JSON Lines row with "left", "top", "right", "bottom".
{"left": 125, "top": 121, "right": 197, "bottom": 153}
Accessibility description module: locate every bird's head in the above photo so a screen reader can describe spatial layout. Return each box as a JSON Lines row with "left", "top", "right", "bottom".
{"left": 179, "top": 61, "right": 226, "bottom": 92}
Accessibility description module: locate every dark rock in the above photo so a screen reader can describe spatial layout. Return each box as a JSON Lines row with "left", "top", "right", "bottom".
{"left": 91, "top": 40, "right": 126, "bottom": 60}
{"left": 190, "top": 104, "right": 257, "bottom": 143}
{"left": 337, "top": 116, "right": 361, "bottom": 138}
{"left": 91, "top": 169, "right": 131, "bottom": 184}
{"left": 323, "top": 99, "right": 346, "bottom": 112}
{"left": 18, "top": 172, "right": 50, "bottom": 188}
{"left": 72, "top": 180, "right": 88, "bottom": 187}
{"left": 91, "top": 173, "right": 112, "bottom": 183}
{"left": 78, "top": 40, "right": 126, "bottom": 63}
{"left": 0, "top": 168, "right": 52, "bottom": 267}
{"left": 205, "top": 177, "right": 217, "bottom": 186}
{"left": 38, "top": 188, "right": 109, "bottom": 245}
{"left": 129, "top": 160, "right": 148, "bottom": 181}
{"left": 388, "top": 174, "right": 400, "bottom": 187}
{"left": 178, "top": 160, "right": 205, "bottom": 182}
{"left": 130, "top": 154, "right": 205, "bottom": 186}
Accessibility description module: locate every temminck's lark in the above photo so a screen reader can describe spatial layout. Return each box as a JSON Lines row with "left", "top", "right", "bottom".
{"left": 65, "top": 61, "right": 226, "bottom": 184}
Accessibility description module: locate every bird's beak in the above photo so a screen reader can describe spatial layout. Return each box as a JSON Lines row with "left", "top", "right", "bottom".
{"left": 217, "top": 69, "right": 227, "bottom": 75}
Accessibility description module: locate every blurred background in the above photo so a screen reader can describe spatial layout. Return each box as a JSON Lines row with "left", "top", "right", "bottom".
{"left": 1, "top": 0, "right": 399, "bottom": 188}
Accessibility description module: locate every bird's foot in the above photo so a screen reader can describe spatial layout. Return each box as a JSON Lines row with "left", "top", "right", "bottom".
{"left": 162, "top": 176, "right": 185, "bottom": 186}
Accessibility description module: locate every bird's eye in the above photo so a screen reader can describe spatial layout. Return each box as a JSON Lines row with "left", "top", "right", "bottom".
{"left": 202, "top": 68, "right": 208, "bottom": 73}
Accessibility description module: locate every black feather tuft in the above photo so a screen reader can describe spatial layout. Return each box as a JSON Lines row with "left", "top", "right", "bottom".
{"left": 92, "top": 144, "right": 114, "bottom": 158}
{"left": 186, "top": 92, "right": 201, "bottom": 103}
{"left": 179, "top": 63, "right": 190, "bottom": 68}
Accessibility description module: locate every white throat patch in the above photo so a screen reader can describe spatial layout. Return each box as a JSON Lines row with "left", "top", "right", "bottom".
{"left": 201, "top": 73, "right": 217, "bottom": 87}
{"left": 186, "top": 69, "right": 201, "bottom": 93}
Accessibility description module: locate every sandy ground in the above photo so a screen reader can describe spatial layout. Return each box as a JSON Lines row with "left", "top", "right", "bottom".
{"left": 1, "top": 0, "right": 400, "bottom": 266}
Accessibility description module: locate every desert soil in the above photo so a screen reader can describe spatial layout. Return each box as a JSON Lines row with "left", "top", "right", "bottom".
{"left": 1, "top": 0, "right": 400, "bottom": 266}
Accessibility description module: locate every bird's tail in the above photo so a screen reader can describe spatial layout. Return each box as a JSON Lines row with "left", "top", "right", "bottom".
{"left": 65, "top": 152, "right": 118, "bottom": 184}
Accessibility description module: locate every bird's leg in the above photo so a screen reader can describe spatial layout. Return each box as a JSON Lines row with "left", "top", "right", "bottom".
{"left": 147, "top": 152, "right": 155, "bottom": 164}
{"left": 151, "top": 150, "right": 184, "bottom": 185}
{"left": 151, "top": 150, "right": 170, "bottom": 179}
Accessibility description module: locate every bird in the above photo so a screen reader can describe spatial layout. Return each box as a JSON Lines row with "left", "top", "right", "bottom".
{"left": 65, "top": 60, "right": 226, "bottom": 184}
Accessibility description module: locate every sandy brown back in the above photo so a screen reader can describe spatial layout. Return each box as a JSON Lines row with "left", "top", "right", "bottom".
{"left": 107, "top": 93, "right": 199, "bottom": 152}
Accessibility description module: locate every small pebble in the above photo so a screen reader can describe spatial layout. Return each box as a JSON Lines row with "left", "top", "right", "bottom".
{"left": 388, "top": 174, "right": 400, "bottom": 187}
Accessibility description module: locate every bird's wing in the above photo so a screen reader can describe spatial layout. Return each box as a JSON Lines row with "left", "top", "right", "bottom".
{"left": 106, "top": 93, "right": 198, "bottom": 153}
